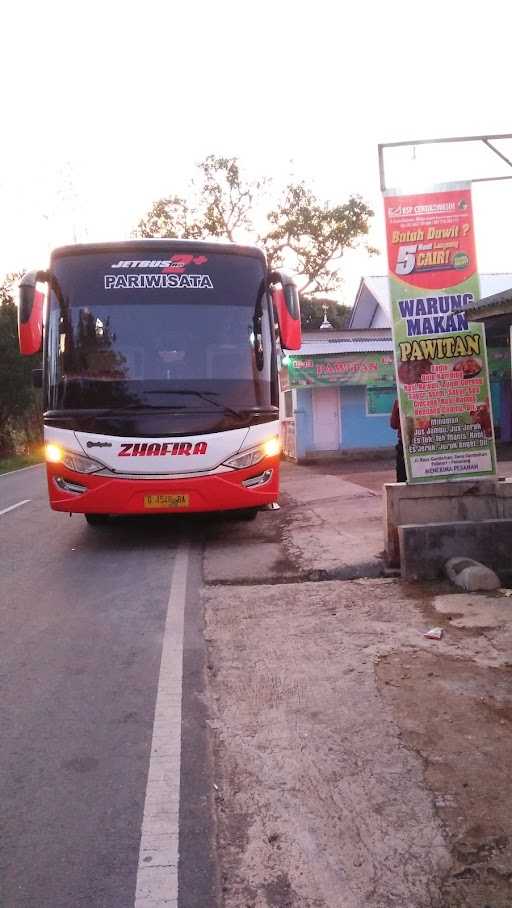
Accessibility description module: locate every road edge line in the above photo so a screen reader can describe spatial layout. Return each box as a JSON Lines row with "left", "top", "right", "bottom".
{"left": 134, "top": 541, "right": 189, "bottom": 908}
{"left": 0, "top": 499, "right": 31, "bottom": 517}
{"left": 0, "top": 463, "right": 43, "bottom": 479}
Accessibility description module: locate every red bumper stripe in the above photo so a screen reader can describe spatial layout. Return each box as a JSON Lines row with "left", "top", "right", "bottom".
{"left": 47, "top": 460, "right": 280, "bottom": 514}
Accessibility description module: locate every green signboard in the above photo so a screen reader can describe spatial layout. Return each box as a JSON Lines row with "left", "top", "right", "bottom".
{"left": 287, "top": 352, "right": 395, "bottom": 388}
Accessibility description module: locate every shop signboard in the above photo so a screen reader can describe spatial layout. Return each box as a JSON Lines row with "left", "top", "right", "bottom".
{"left": 287, "top": 352, "right": 395, "bottom": 388}
{"left": 384, "top": 183, "right": 496, "bottom": 482}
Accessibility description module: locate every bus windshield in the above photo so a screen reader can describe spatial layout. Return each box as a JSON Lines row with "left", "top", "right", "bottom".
{"left": 46, "top": 250, "right": 274, "bottom": 412}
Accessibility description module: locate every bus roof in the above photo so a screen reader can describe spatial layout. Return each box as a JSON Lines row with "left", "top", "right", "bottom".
{"left": 50, "top": 238, "right": 267, "bottom": 263}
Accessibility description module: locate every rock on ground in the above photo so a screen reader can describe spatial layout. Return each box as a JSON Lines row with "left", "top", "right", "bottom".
{"left": 445, "top": 556, "right": 501, "bottom": 592}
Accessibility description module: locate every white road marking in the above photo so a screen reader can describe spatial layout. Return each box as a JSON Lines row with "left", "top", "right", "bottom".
{"left": 0, "top": 463, "right": 42, "bottom": 479}
{"left": 0, "top": 499, "right": 31, "bottom": 517}
{"left": 135, "top": 542, "right": 189, "bottom": 908}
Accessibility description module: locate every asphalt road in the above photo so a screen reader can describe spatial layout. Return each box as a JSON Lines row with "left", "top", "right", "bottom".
{"left": 4, "top": 455, "right": 512, "bottom": 907}
{"left": 0, "top": 466, "right": 215, "bottom": 908}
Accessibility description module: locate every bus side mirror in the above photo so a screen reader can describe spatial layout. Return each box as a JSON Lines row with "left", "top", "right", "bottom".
{"left": 18, "top": 271, "right": 46, "bottom": 355}
{"left": 270, "top": 271, "right": 301, "bottom": 351}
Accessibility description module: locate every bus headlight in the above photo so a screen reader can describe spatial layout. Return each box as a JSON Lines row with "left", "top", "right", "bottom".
{"left": 262, "top": 437, "right": 281, "bottom": 458}
{"left": 223, "top": 436, "right": 281, "bottom": 470}
{"left": 45, "top": 443, "right": 63, "bottom": 463}
{"left": 45, "top": 444, "right": 102, "bottom": 474}
{"left": 62, "top": 452, "right": 103, "bottom": 474}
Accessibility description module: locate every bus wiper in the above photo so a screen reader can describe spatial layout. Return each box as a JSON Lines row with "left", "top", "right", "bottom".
{"left": 145, "top": 389, "right": 244, "bottom": 419}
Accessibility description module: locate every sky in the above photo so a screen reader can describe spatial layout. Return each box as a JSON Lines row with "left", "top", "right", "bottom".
{"left": 2, "top": 0, "right": 512, "bottom": 306}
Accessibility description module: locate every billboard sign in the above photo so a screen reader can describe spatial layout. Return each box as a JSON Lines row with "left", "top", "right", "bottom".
{"left": 384, "top": 183, "right": 496, "bottom": 482}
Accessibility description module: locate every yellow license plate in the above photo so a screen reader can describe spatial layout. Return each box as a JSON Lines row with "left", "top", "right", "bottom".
{"left": 144, "top": 494, "right": 190, "bottom": 509}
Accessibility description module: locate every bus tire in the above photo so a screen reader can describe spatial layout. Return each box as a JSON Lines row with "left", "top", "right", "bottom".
{"left": 85, "top": 513, "right": 110, "bottom": 526}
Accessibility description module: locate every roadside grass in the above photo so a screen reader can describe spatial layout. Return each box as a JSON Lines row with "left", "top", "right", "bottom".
{"left": 0, "top": 453, "right": 43, "bottom": 475}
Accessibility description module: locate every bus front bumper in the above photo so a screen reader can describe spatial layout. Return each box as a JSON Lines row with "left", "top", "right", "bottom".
{"left": 46, "top": 460, "right": 280, "bottom": 514}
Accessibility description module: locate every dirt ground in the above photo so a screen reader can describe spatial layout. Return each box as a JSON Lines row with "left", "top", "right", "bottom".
{"left": 203, "top": 457, "right": 512, "bottom": 908}
{"left": 204, "top": 578, "right": 512, "bottom": 907}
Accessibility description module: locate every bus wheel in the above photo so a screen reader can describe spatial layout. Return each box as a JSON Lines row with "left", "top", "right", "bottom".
{"left": 85, "top": 513, "right": 110, "bottom": 526}
{"left": 234, "top": 508, "right": 258, "bottom": 521}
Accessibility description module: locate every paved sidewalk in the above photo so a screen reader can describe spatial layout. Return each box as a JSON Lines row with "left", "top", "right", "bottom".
{"left": 280, "top": 463, "right": 386, "bottom": 577}
{"left": 203, "top": 461, "right": 388, "bottom": 585}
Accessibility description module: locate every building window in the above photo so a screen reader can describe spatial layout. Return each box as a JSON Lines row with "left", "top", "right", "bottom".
{"left": 367, "top": 387, "right": 395, "bottom": 416}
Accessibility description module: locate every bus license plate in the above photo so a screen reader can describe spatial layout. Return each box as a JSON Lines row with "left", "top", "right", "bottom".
{"left": 144, "top": 494, "right": 190, "bottom": 509}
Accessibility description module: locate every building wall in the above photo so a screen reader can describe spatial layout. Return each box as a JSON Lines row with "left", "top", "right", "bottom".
{"left": 370, "top": 307, "right": 390, "bottom": 328}
{"left": 340, "top": 387, "right": 396, "bottom": 449}
{"left": 294, "top": 385, "right": 395, "bottom": 458}
{"left": 295, "top": 389, "right": 314, "bottom": 459}
{"left": 491, "top": 382, "right": 501, "bottom": 431}
{"left": 500, "top": 380, "right": 511, "bottom": 442}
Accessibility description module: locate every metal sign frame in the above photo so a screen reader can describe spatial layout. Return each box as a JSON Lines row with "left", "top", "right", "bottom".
{"left": 378, "top": 133, "right": 512, "bottom": 193}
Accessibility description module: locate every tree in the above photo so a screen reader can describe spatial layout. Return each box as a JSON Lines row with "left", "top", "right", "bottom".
{"left": 299, "top": 297, "right": 350, "bottom": 331}
{"left": 136, "top": 156, "right": 375, "bottom": 306}
{"left": 0, "top": 274, "right": 42, "bottom": 457}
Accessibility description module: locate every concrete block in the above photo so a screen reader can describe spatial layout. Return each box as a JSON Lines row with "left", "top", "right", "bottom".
{"left": 444, "top": 557, "right": 501, "bottom": 591}
{"left": 384, "top": 478, "right": 512, "bottom": 567}
{"left": 398, "top": 519, "right": 512, "bottom": 581}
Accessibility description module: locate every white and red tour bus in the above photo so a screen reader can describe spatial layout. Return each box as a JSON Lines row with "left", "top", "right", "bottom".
{"left": 18, "top": 240, "right": 301, "bottom": 524}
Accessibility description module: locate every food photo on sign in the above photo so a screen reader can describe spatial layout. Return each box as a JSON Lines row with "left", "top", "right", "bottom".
{"left": 396, "top": 337, "right": 493, "bottom": 445}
